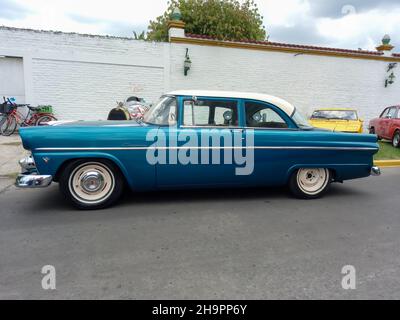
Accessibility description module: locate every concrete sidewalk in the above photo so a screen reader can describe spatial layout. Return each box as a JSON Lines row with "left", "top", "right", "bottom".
{"left": 0, "top": 134, "right": 27, "bottom": 192}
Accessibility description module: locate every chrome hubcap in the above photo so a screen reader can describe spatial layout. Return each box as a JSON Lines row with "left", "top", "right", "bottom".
{"left": 69, "top": 162, "right": 115, "bottom": 204}
{"left": 80, "top": 171, "right": 104, "bottom": 193}
{"left": 394, "top": 135, "right": 399, "bottom": 146}
{"left": 297, "top": 168, "right": 329, "bottom": 195}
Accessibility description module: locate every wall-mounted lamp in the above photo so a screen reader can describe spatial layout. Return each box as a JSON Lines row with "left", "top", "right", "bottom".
{"left": 387, "top": 63, "right": 397, "bottom": 72}
{"left": 385, "top": 72, "right": 396, "bottom": 87}
{"left": 184, "top": 48, "right": 191, "bottom": 76}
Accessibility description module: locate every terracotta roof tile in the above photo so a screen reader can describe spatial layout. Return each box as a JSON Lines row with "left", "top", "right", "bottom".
{"left": 185, "top": 33, "right": 388, "bottom": 57}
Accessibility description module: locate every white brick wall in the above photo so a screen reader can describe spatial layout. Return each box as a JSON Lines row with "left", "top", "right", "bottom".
{"left": 1, "top": 26, "right": 399, "bottom": 125}
{"left": 0, "top": 27, "right": 167, "bottom": 120}
{"left": 170, "top": 43, "right": 400, "bottom": 124}
{"left": 31, "top": 59, "right": 164, "bottom": 120}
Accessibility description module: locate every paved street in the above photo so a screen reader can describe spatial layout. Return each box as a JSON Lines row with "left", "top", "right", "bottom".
{"left": 0, "top": 168, "right": 400, "bottom": 299}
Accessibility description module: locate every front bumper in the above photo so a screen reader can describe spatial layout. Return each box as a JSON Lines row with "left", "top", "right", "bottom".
{"left": 15, "top": 155, "right": 52, "bottom": 188}
{"left": 16, "top": 173, "right": 52, "bottom": 188}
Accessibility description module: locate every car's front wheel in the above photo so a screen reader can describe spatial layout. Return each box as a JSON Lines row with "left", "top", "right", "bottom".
{"left": 289, "top": 168, "right": 331, "bottom": 199}
{"left": 59, "top": 159, "right": 124, "bottom": 209}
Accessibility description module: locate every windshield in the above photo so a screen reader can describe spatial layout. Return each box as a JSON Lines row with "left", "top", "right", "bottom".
{"left": 143, "top": 96, "right": 177, "bottom": 125}
{"left": 291, "top": 109, "right": 311, "bottom": 128}
{"left": 311, "top": 110, "right": 358, "bottom": 120}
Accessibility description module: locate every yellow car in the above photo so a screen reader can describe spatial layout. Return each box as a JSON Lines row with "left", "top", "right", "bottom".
{"left": 309, "top": 108, "right": 363, "bottom": 133}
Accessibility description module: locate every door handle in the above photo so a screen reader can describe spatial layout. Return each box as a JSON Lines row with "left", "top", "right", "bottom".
{"left": 230, "top": 128, "right": 244, "bottom": 133}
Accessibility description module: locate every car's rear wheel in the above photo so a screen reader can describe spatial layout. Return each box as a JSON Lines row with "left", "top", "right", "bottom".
{"left": 59, "top": 159, "right": 124, "bottom": 209}
{"left": 289, "top": 168, "right": 331, "bottom": 199}
{"left": 392, "top": 131, "right": 400, "bottom": 148}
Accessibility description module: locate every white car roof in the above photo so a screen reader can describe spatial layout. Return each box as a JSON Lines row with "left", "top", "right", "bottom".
{"left": 167, "top": 90, "right": 295, "bottom": 116}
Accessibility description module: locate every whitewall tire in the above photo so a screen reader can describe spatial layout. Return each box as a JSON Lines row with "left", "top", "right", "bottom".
{"left": 59, "top": 159, "right": 124, "bottom": 209}
{"left": 289, "top": 168, "right": 331, "bottom": 199}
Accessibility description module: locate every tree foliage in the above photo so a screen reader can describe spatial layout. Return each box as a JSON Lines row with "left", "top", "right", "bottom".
{"left": 146, "top": 0, "right": 266, "bottom": 42}
{"left": 133, "top": 31, "right": 147, "bottom": 40}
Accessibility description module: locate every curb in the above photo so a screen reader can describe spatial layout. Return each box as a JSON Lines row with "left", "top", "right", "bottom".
{"left": 374, "top": 160, "right": 400, "bottom": 168}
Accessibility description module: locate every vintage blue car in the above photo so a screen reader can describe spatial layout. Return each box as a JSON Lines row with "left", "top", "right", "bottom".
{"left": 16, "top": 90, "right": 380, "bottom": 209}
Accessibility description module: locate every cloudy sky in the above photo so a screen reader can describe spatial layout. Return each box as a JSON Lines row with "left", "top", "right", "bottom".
{"left": 1, "top": 0, "right": 399, "bottom": 51}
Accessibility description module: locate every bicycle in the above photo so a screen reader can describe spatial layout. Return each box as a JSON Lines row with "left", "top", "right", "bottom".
{"left": 0, "top": 97, "right": 57, "bottom": 136}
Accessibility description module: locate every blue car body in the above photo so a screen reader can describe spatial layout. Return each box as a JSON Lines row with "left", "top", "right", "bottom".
{"left": 18, "top": 91, "right": 379, "bottom": 193}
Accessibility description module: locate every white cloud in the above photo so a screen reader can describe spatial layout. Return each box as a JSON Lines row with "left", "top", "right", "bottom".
{"left": 257, "top": 0, "right": 310, "bottom": 27}
{"left": 317, "top": 8, "right": 400, "bottom": 50}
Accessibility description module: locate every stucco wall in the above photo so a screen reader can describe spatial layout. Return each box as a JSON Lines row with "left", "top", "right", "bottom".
{"left": 0, "top": 26, "right": 399, "bottom": 125}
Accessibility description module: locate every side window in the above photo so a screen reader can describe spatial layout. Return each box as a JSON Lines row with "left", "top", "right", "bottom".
{"left": 380, "top": 108, "right": 389, "bottom": 118}
{"left": 387, "top": 107, "right": 396, "bottom": 119}
{"left": 183, "top": 99, "right": 238, "bottom": 127}
{"left": 245, "top": 101, "right": 288, "bottom": 129}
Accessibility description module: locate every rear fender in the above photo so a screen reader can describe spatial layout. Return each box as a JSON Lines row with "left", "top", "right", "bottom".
{"left": 286, "top": 163, "right": 371, "bottom": 183}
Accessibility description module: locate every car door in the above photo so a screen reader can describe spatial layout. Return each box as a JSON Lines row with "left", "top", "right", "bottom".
{"left": 382, "top": 107, "right": 397, "bottom": 139}
{"left": 376, "top": 107, "right": 389, "bottom": 138}
{"left": 388, "top": 107, "right": 400, "bottom": 139}
{"left": 156, "top": 96, "right": 245, "bottom": 188}
{"left": 239, "top": 100, "right": 296, "bottom": 186}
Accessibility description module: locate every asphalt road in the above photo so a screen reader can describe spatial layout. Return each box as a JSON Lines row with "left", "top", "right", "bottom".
{"left": 0, "top": 168, "right": 400, "bottom": 300}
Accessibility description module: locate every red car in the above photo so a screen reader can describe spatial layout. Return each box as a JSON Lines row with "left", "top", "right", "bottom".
{"left": 369, "top": 105, "right": 400, "bottom": 147}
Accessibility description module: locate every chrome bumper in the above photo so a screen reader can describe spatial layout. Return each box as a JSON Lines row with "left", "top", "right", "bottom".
{"left": 371, "top": 166, "right": 381, "bottom": 176}
{"left": 15, "top": 155, "right": 52, "bottom": 188}
{"left": 16, "top": 173, "right": 52, "bottom": 188}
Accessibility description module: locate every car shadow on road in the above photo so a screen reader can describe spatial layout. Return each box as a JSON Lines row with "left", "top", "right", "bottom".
{"left": 120, "top": 185, "right": 289, "bottom": 205}
{"left": 115, "top": 182, "right": 370, "bottom": 211}
{"left": 20, "top": 181, "right": 370, "bottom": 216}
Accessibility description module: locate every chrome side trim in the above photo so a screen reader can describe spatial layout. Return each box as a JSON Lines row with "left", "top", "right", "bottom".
{"left": 35, "top": 146, "right": 379, "bottom": 151}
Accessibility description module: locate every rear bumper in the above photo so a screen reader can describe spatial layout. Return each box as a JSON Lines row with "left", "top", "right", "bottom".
{"left": 15, "top": 173, "right": 52, "bottom": 188}
{"left": 15, "top": 155, "right": 52, "bottom": 188}
{"left": 371, "top": 166, "right": 381, "bottom": 176}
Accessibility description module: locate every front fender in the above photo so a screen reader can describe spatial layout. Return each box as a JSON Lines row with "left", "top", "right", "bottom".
{"left": 32, "top": 151, "right": 155, "bottom": 191}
